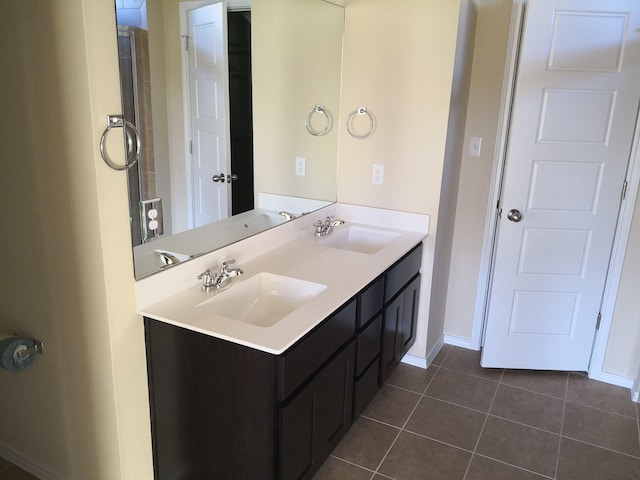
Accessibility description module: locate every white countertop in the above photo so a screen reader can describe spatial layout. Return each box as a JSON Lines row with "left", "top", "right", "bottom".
{"left": 138, "top": 205, "right": 428, "bottom": 355}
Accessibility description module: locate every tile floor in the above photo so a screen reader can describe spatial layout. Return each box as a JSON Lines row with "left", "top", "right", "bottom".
{"left": 314, "top": 345, "right": 640, "bottom": 480}
{"left": 2, "top": 345, "right": 639, "bottom": 480}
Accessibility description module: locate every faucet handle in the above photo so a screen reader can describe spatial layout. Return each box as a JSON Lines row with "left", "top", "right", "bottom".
{"left": 220, "top": 259, "right": 236, "bottom": 270}
{"left": 197, "top": 269, "right": 213, "bottom": 279}
{"left": 197, "top": 269, "right": 216, "bottom": 288}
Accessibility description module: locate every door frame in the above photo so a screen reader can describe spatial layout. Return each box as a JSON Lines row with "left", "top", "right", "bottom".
{"left": 471, "top": 0, "right": 640, "bottom": 387}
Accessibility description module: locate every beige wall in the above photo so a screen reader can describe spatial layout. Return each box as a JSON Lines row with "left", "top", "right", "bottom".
{"left": 338, "top": 0, "right": 462, "bottom": 357}
{"left": 252, "top": 0, "right": 342, "bottom": 204}
{"left": 445, "top": 0, "right": 640, "bottom": 380}
{"left": 0, "top": 0, "right": 152, "bottom": 478}
{"left": 604, "top": 201, "right": 640, "bottom": 378}
{"left": 428, "top": 0, "right": 476, "bottom": 357}
{"left": 444, "top": 0, "right": 513, "bottom": 341}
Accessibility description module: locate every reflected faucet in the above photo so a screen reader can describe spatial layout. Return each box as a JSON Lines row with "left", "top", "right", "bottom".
{"left": 198, "top": 259, "right": 244, "bottom": 292}
{"left": 279, "top": 211, "right": 297, "bottom": 220}
{"left": 157, "top": 251, "right": 181, "bottom": 267}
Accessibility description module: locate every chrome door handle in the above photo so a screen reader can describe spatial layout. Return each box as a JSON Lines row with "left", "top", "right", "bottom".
{"left": 507, "top": 209, "right": 523, "bottom": 222}
{"left": 227, "top": 173, "right": 238, "bottom": 183}
{"left": 212, "top": 173, "right": 225, "bottom": 183}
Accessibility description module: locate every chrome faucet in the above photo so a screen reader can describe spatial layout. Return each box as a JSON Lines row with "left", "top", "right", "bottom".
{"left": 279, "top": 211, "right": 310, "bottom": 220}
{"left": 157, "top": 251, "right": 181, "bottom": 267}
{"left": 198, "top": 259, "right": 244, "bottom": 292}
{"left": 279, "top": 211, "right": 297, "bottom": 220}
{"left": 314, "top": 216, "right": 345, "bottom": 237}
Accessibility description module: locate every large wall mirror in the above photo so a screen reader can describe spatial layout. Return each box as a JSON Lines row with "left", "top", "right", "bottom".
{"left": 113, "top": 0, "right": 344, "bottom": 279}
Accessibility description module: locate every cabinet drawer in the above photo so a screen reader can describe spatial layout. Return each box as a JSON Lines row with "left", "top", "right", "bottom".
{"left": 385, "top": 243, "right": 423, "bottom": 302}
{"left": 353, "top": 359, "right": 379, "bottom": 419}
{"left": 356, "top": 314, "right": 382, "bottom": 376}
{"left": 277, "top": 300, "right": 356, "bottom": 401}
{"left": 357, "top": 276, "right": 384, "bottom": 328}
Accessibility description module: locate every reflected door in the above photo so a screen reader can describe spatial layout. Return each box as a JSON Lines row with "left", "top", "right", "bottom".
{"left": 482, "top": 0, "right": 640, "bottom": 370}
{"left": 188, "top": 2, "right": 231, "bottom": 228}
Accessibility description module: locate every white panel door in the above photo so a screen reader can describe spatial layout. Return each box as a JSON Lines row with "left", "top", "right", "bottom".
{"left": 482, "top": 0, "right": 640, "bottom": 370}
{"left": 188, "top": 2, "right": 231, "bottom": 228}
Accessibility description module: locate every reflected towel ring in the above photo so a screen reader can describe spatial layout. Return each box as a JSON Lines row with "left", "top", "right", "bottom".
{"left": 346, "top": 107, "right": 375, "bottom": 139}
{"left": 100, "top": 114, "right": 141, "bottom": 171}
{"left": 305, "top": 105, "right": 332, "bottom": 136}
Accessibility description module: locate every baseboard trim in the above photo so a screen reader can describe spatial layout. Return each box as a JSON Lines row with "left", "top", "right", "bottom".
{"left": 443, "top": 334, "right": 476, "bottom": 350}
{"left": 0, "top": 442, "right": 64, "bottom": 480}
{"left": 589, "top": 369, "right": 635, "bottom": 395}
{"left": 401, "top": 353, "right": 428, "bottom": 369}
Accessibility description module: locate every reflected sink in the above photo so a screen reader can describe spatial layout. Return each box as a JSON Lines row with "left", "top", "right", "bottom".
{"left": 197, "top": 273, "right": 327, "bottom": 327}
{"left": 320, "top": 226, "right": 401, "bottom": 254}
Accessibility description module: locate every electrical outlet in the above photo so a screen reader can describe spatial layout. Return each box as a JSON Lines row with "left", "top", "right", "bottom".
{"left": 140, "top": 197, "right": 164, "bottom": 242}
{"left": 372, "top": 164, "right": 384, "bottom": 185}
{"left": 295, "top": 156, "right": 306, "bottom": 176}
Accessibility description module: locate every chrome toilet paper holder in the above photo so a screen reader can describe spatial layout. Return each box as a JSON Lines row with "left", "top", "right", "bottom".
{"left": 7, "top": 331, "right": 44, "bottom": 363}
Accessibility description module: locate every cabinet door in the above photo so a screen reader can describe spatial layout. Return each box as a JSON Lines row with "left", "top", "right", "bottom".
{"left": 397, "top": 275, "right": 421, "bottom": 359}
{"left": 380, "top": 293, "right": 403, "bottom": 384}
{"left": 279, "top": 342, "right": 355, "bottom": 480}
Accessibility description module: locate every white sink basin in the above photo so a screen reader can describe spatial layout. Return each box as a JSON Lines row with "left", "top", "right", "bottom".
{"left": 320, "top": 226, "right": 401, "bottom": 254}
{"left": 197, "top": 273, "right": 327, "bottom": 327}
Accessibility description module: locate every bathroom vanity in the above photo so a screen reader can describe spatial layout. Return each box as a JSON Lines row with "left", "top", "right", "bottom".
{"left": 138, "top": 207, "right": 427, "bottom": 480}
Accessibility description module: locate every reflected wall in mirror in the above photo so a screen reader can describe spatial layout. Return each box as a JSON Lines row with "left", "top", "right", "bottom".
{"left": 113, "top": 0, "right": 344, "bottom": 279}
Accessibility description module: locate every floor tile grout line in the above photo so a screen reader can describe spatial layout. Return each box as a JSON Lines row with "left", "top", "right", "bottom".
{"left": 438, "top": 364, "right": 503, "bottom": 384}
{"left": 483, "top": 413, "right": 563, "bottom": 436}
{"left": 370, "top": 364, "right": 442, "bottom": 477}
{"left": 562, "top": 398, "right": 640, "bottom": 420}
{"left": 553, "top": 372, "right": 570, "bottom": 479}
{"left": 472, "top": 452, "right": 556, "bottom": 480}
{"left": 499, "top": 380, "right": 568, "bottom": 401}
{"left": 399, "top": 427, "right": 477, "bottom": 454}
{"left": 421, "top": 393, "right": 496, "bottom": 416}
{"left": 462, "top": 367, "right": 503, "bottom": 480}
{"left": 328, "top": 455, "right": 377, "bottom": 476}
{"left": 559, "top": 435, "right": 640, "bottom": 460}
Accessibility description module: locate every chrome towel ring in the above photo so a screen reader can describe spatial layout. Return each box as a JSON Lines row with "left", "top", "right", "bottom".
{"left": 99, "top": 114, "right": 141, "bottom": 171}
{"left": 346, "top": 107, "right": 375, "bottom": 139}
{"left": 305, "top": 105, "right": 333, "bottom": 136}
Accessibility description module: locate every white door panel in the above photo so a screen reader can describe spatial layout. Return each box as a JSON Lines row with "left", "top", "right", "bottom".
{"left": 188, "top": 2, "right": 230, "bottom": 228}
{"left": 482, "top": 0, "right": 640, "bottom": 370}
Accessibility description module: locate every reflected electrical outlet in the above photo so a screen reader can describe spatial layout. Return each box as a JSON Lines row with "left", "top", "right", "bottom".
{"left": 140, "top": 198, "right": 164, "bottom": 242}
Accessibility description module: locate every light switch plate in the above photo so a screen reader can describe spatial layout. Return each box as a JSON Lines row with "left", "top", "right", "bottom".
{"left": 469, "top": 136, "right": 482, "bottom": 157}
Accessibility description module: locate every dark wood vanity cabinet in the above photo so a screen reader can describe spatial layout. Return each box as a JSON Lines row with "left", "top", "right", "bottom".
{"left": 380, "top": 244, "right": 423, "bottom": 384}
{"left": 353, "top": 243, "right": 423, "bottom": 415}
{"left": 144, "top": 300, "right": 356, "bottom": 480}
{"left": 144, "top": 242, "right": 423, "bottom": 480}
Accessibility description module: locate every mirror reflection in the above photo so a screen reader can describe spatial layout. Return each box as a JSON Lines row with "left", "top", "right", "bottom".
{"left": 114, "top": 0, "right": 344, "bottom": 279}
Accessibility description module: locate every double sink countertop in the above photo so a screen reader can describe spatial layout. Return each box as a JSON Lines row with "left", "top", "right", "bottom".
{"left": 137, "top": 204, "right": 429, "bottom": 355}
